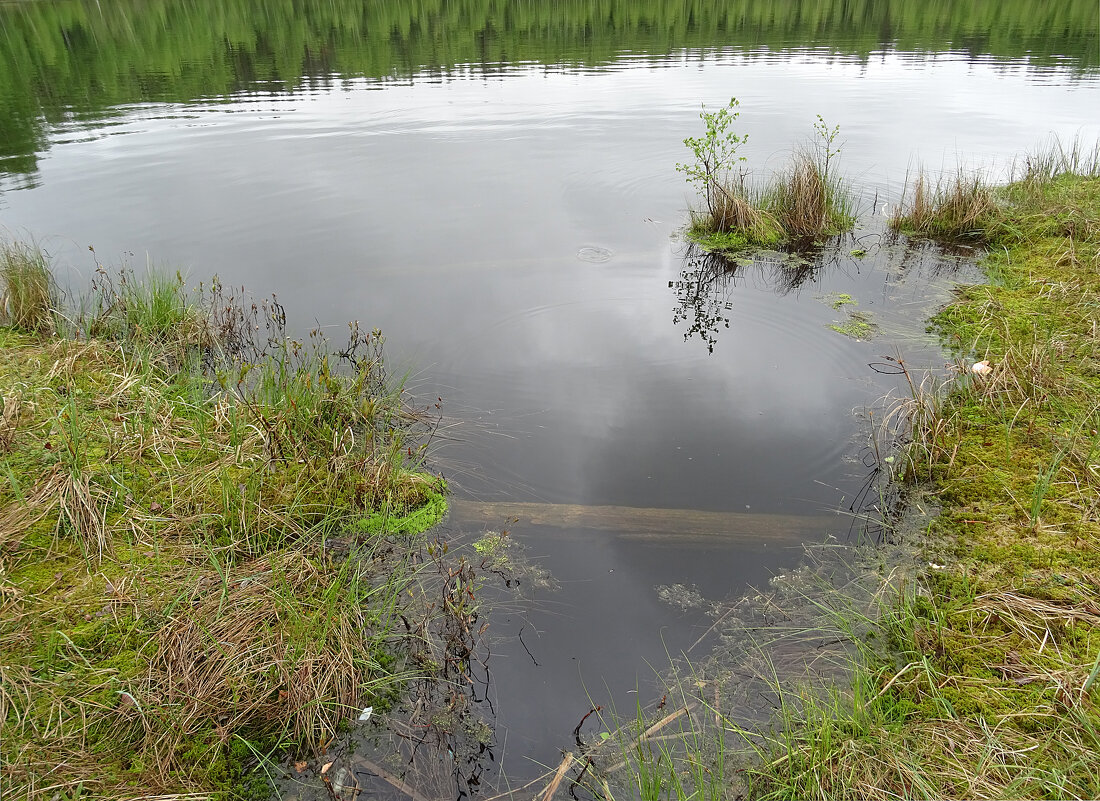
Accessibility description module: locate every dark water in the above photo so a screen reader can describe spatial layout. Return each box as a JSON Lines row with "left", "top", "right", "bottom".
{"left": 2, "top": 0, "right": 1099, "bottom": 795}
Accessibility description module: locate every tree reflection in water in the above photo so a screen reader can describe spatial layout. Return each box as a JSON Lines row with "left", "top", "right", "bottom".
{"left": 670, "top": 244, "right": 818, "bottom": 353}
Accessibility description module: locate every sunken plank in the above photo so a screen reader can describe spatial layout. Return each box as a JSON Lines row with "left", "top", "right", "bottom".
{"left": 450, "top": 500, "right": 842, "bottom": 544}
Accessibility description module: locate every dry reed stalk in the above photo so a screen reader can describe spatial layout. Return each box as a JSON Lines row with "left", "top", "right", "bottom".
{"left": 0, "top": 390, "right": 24, "bottom": 452}
{"left": 540, "top": 752, "right": 574, "bottom": 801}
{"left": 709, "top": 183, "right": 775, "bottom": 238}
{"left": 970, "top": 591, "right": 1100, "bottom": 631}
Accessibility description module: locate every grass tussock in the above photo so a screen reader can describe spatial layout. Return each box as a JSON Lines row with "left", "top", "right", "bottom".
{"left": 688, "top": 178, "right": 783, "bottom": 252}
{"left": 0, "top": 247, "right": 449, "bottom": 799}
{"left": 688, "top": 151, "right": 856, "bottom": 252}
{"left": 890, "top": 169, "right": 999, "bottom": 240}
{"left": 891, "top": 140, "right": 1100, "bottom": 244}
{"left": 0, "top": 241, "right": 56, "bottom": 335}
{"left": 765, "top": 148, "right": 856, "bottom": 242}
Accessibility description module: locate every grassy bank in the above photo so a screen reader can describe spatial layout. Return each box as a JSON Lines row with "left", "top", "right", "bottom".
{"left": 567, "top": 147, "right": 1100, "bottom": 800}
{"left": 738, "top": 152, "right": 1100, "bottom": 797}
{"left": 0, "top": 248, "right": 447, "bottom": 799}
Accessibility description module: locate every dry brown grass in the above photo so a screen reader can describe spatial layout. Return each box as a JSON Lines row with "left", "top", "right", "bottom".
{"left": 890, "top": 169, "right": 1000, "bottom": 240}
{"left": 704, "top": 182, "right": 777, "bottom": 237}
{"left": 141, "top": 551, "right": 374, "bottom": 756}
{"left": 770, "top": 156, "right": 829, "bottom": 238}
{"left": 0, "top": 388, "right": 24, "bottom": 452}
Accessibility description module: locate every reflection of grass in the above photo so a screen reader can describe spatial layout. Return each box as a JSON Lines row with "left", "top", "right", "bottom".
{"left": 0, "top": 244, "right": 448, "bottom": 799}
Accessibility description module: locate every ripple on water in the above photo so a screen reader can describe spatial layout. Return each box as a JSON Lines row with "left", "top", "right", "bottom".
{"left": 577, "top": 245, "right": 613, "bottom": 263}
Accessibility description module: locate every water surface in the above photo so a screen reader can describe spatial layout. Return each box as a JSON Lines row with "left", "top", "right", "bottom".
{"left": 1, "top": 0, "right": 1098, "bottom": 794}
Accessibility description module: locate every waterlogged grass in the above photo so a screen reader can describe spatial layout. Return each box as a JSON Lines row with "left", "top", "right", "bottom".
{"left": 578, "top": 154, "right": 1100, "bottom": 801}
{"left": 0, "top": 251, "right": 447, "bottom": 799}
{"left": 738, "top": 158, "right": 1100, "bottom": 797}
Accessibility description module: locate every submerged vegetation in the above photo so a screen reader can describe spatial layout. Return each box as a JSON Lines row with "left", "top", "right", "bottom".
{"left": 679, "top": 101, "right": 856, "bottom": 253}
{"left": 0, "top": 247, "right": 448, "bottom": 798}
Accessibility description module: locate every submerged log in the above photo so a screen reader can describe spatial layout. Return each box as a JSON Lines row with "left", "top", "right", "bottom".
{"left": 450, "top": 500, "right": 841, "bottom": 545}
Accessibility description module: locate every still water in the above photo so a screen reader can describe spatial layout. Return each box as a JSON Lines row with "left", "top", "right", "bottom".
{"left": 1, "top": 0, "right": 1098, "bottom": 794}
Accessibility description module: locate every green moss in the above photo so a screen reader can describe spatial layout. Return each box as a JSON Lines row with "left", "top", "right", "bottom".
{"left": 356, "top": 484, "right": 447, "bottom": 536}
{"left": 686, "top": 222, "right": 783, "bottom": 253}
{"left": 824, "top": 292, "right": 858, "bottom": 310}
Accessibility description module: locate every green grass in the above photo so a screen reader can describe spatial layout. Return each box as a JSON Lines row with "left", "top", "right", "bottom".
{"left": 587, "top": 145, "right": 1100, "bottom": 801}
{"left": 0, "top": 249, "right": 449, "bottom": 799}
{"left": 0, "top": 241, "right": 56, "bottom": 335}
{"left": 891, "top": 139, "right": 1100, "bottom": 242}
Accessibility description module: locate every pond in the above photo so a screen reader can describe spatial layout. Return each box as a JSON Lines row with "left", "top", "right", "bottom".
{"left": 1, "top": 0, "right": 1098, "bottom": 796}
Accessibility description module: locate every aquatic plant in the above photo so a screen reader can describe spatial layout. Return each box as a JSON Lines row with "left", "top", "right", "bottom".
{"left": 889, "top": 168, "right": 999, "bottom": 240}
